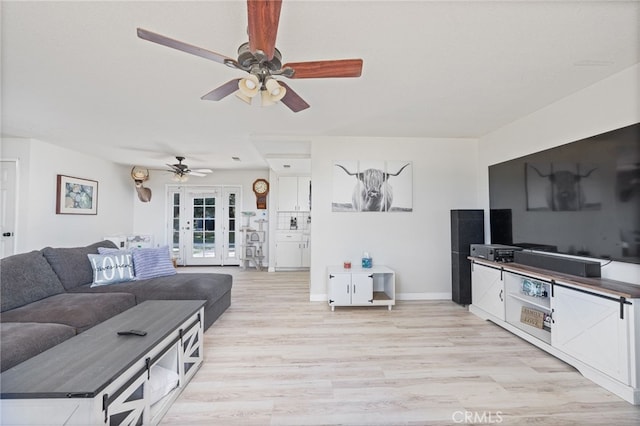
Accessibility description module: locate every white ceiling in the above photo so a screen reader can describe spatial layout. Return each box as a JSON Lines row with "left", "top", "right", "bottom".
{"left": 2, "top": 1, "right": 638, "bottom": 172}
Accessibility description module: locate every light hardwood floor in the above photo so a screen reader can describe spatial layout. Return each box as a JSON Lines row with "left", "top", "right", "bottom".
{"left": 161, "top": 267, "right": 640, "bottom": 425}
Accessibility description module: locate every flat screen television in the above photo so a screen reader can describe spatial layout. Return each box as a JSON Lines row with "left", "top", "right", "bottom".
{"left": 489, "top": 122, "right": 640, "bottom": 264}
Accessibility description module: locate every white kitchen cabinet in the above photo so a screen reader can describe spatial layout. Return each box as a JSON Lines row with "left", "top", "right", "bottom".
{"left": 301, "top": 238, "right": 310, "bottom": 267}
{"left": 327, "top": 266, "right": 395, "bottom": 311}
{"left": 470, "top": 261, "right": 505, "bottom": 321}
{"left": 275, "top": 231, "right": 310, "bottom": 269}
{"left": 552, "top": 285, "right": 631, "bottom": 384}
{"left": 278, "top": 176, "right": 311, "bottom": 211}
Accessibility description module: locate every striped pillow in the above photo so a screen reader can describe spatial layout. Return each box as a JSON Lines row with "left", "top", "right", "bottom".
{"left": 131, "top": 246, "right": 176, "bottom": 280}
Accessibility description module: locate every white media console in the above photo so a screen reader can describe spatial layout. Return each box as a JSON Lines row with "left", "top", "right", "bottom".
{"left": 469, "top": 257, "right": 640, "bottom": 405}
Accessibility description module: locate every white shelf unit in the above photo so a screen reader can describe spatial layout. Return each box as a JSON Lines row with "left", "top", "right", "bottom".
{"left": 327, "top": 265, "right": 395, "bottom": 311}
{"left": 504, "top": 272, "right": 552, "bottom": 344}
{"left": 469, "top": 257, "right": 640, "bottom": 405}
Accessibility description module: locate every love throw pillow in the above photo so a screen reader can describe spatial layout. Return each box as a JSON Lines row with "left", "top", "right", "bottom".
{"left": 88, "top": 253, "right": 135, "bottom": 287}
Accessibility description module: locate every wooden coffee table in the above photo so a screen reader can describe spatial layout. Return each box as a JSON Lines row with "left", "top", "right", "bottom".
{"left": 1, "top": 300, "right": 205, "bottom": 425}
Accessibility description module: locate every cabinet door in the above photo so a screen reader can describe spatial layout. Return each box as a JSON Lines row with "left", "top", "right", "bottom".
{"left": 277, "top": 177, "right": 299, "bottom": 211}
{"left": 297, "top": 176, "right": 311, "bottom": 211}
{"left": 552, "top": 285, "right": 630, "bottom": 384}
{"left": 328, "top": 273, "right": 352, "bottom": 305}
{"left": 301, "top": 239, "right": 310, "bottom": 268}
{"left": 276, "top": 241, "right": 301, "bottom": 268}
{"left": 471, "top": 263, "right": 505, "bottom": 320}
{"left": 351, "top": 273, "right": 374, "bottom": 305}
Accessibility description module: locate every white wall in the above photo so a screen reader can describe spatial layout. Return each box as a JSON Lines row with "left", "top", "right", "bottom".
{"left": 0, "top": 138, "right": 133, "bottom": 253}
{"left": 131, "top": 168, "right": 270, "bottom": 258}
{"left": 310, "top": 136, "right": 480, "bottom": 300}
{"left": 478, "top": 64, "right": 640, "bottom": 284}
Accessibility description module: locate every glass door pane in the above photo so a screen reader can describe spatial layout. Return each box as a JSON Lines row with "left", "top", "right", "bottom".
{"left": 228, "top": 192, "right": 236, "bottom": 259}
{"left": 171, "top": 192, "right": 181, "bottom": 260}
{"left": 170, "top": 186, "right": 242, "bottom": 266}
{"left": 189, "top": 194, "right": 217, "bottom": 263}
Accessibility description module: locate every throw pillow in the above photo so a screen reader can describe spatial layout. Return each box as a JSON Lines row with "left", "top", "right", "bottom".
{"left": 131, "top": 246, "right": 176, "bottom": 280}
{"left": 88, "top": 253, "right": 135, "bottom": 287}
{"left": 97, "top": 247, "right": 130, "bottom": 255}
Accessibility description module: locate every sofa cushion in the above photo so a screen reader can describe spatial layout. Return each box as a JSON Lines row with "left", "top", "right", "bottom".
{"left": 0, "top": 292, "right": 136, "bottom": 333}
{"left": 1, "top": 322, "right": 76, "bottom": 372}
{"left": 70, "top": 272, "right": 232, "bottom": 329}
{"left": 1, "top": 251, "right": 66, "bottom": 312}
{"left": 42, "top": 240, "right": 118, "bottom": 290}
{"left": 88, "top": 253, "right": 135, "bottom": 287}
{"left": 131, "top": 246, "right": 177, "bottom": 280}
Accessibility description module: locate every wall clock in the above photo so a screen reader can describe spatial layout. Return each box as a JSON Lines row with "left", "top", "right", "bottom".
{"left": 253, "top": 178, "right": 269, "bottom": 209}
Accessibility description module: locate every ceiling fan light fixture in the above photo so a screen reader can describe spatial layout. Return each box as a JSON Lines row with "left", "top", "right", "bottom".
{"left": 235, "top": 90, "right": 253, "bottom": 105}
{"left": 172, "top": 174, "right": 189, "bottom": 183}
{"left": 238, "top": 74, "right": 260, "bottom": 97}
{"left": 260, "top": 90, "right": 276, "bottom": 107}
{"left": 264, "top": 78, "right": 286, "bottom": 102}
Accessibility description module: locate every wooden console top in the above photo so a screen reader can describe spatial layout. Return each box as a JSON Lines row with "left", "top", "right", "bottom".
{"left": 469, "top": 257, "right": 640, "bottom": 299}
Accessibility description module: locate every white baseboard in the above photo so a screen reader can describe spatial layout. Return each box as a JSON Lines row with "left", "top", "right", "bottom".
{"left": 309, "top": 293, "right": 451, "bottom": 302}
{"left": 396, "top": 292, "right": 451, "bottom": 300}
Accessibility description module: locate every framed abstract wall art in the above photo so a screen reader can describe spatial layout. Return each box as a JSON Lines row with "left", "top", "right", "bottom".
{"left": 56, "top": 174, "right": 98, "bottom": 215}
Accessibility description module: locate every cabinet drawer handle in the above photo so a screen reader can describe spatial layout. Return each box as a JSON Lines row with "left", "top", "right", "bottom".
{"left": 499, "top": 289, "right": 503, "bottom": 302}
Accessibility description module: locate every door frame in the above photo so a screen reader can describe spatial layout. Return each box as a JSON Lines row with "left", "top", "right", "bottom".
{"left": 166, "top": 184, "right": 241, "bottom": 266}
{"left": 0, "top": 159, "right": 19, "bottom": 258}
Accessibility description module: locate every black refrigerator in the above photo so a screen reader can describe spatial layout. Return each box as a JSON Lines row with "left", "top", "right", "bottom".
{"left": 451, "top": 210, "right": 484, "bottom": 305}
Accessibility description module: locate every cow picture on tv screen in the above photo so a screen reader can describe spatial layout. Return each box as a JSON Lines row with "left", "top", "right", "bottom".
{"left": 525, "top": 162, "right": 601, "bottom": 211}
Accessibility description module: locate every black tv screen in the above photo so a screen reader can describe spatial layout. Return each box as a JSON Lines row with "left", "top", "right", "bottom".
{"left": 489, "top": 122, "right": 640, "bottom": 264}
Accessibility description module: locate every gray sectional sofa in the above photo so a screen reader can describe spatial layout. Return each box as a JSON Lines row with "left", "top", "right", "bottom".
{"left": 0, "top": 240, "right": 232, "bottom": 372}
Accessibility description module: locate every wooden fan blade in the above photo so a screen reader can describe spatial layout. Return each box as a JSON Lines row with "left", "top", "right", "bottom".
{"left": 201, "top": 79, "right": 242, "bottom": 101}
{"left": 137, "top": 28, "right": 236, "bottom": 65}
{"left": 247, "top": 0, "right": 282, "bottom": 60}
{"left": 279, "top": 82, "right": 310, "bottom": 113}
{"left": 282, "top": 59, "right": 363, "bottom": 79}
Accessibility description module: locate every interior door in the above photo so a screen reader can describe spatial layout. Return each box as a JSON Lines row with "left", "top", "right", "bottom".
{"left": 0, "top": 160, "right": 18, "bottom": 258}
{"left": 168, "top": 186, "right": 240, "bottom": 266}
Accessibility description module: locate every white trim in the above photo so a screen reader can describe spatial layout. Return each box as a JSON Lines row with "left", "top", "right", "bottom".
{"left": 310, "top": 292, "right": 452, "bottom": 302}
{"left": 397, "top": 292, "right": 451, "bottom": 300}
{"left": 0, "top": 158, "right": 19, "bottom": 256}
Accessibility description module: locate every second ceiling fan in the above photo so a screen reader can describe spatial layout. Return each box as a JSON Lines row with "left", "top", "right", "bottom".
{"left": 137, "top": 0, "right": 363, "bottom": 112}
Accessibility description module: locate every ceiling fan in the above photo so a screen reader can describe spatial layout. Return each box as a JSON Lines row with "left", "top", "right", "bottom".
{"left": 137, "top": 0, "right": 363, "bottom": 112}
{"left": 165, "top": 156, "right": 212, "bottom": 181}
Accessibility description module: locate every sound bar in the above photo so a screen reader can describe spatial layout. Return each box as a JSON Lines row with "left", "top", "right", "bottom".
{"left": 513, "top": 251, "right": 601, "bottom": 278}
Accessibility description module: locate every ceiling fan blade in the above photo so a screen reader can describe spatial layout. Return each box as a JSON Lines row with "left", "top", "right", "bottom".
{"left": 278, "top": 82, "right": 310, "bottom": 113}
{"left": 137, "top": 28, "right": 237, "bottom": 66}
{"left": 282, "top": 59, "right": 363, "bottom": 79}
{"left": 189, "top": 172, "right": 208, "bottom": 177}
{"left": 201, "top": 79, "right": 242, "bottom": 101}
{"left": 192, "top": 168, "right": 213, "bottom": 173}
{"left": 247, "top": 0, "right": 282, "bottom": 60}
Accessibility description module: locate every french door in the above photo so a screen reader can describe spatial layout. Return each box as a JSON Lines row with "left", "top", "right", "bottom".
{"left": 168, "top": 186, "right": 240, "bottom": 266}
